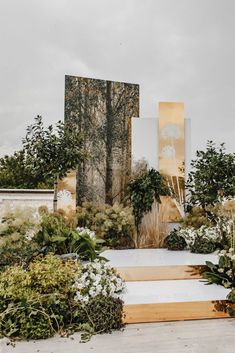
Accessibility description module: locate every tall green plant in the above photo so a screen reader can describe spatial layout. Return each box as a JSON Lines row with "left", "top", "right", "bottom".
{"left": 0, "top": 116, "right": 86, "bottom": 189}
{"left": 187, "top": 141, "right": 235, "bottom": 208}
{"left": 126, "top": 169, "right": 171, "bottom": 240}
{"left": 34, "top": 212, "right": 99, "bottom": 261}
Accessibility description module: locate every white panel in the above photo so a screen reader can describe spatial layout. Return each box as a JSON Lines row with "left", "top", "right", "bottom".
{"left": 124, "top": 280, "right": 230, "bottom": 304}
{"left": 102, "top": 249, "right": 218, "bottom": 267}
{"left": 132, "top": 117, "right": 158, "bottom": 170}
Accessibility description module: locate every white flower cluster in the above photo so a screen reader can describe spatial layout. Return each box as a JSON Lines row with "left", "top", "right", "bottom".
{"left": 74, "top": 259, "right": 126, "bottom": 303}
{"left": 76, "top": 227, "right": 96, "bottom": 241}
{"left": 177, "top": 227, "right": 196, "bottom": 248}
{"left": 215, "top": 216, "right": 233, "bottom": 235}
{"left": 219, "top": 248, "right": 235, "bottom": 261}
{"left": 178, "top": 225, "right": 222, "bottom": 249}
{"left": 0, "top": 205, "right": 41, "bottom": 241}
{"left": 215, "top": 248, "right": 235, "bottom": 281}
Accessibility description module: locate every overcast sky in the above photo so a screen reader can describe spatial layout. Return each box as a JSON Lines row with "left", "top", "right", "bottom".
{"left": 0, "top": 0, "right": 235, "bottom": 160}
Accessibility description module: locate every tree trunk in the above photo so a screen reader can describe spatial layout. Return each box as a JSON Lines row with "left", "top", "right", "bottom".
{"left": 105, "top": 81, "right": 114, "bottom": 205}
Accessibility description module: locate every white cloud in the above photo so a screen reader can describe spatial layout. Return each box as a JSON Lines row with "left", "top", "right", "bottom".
{"left": 0, "top": 0, "right": 235, "bottom": 157}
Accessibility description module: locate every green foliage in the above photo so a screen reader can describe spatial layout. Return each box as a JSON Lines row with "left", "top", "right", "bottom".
{"left": 76, "top": 202, "right": 134, "bottom": 248}
{"left": 77, "top": 295, "right": 124, "bottom": 337}
{"left": 23, "top": 115, "right": 85, "bottom": 181}
{"left": 0, "top": 115, "right": 86, "bottom": 189}
{"left": 0, "top": 151, "right": 51, "bottom": 189}
{"left": 126, "top": 168, "right": 171, "bottom": 235}
{"left": 164, "top": 229, "right": 187, "bottom": 251}
{"left": 227, "top": 289, "right": 235, "bottom": 303}
{"left": 165, "top": 225, "right": 221, "bottom": 254}
{"left": 0, "top": 254, "right": 81, "bottom": 339}
{"left": 203, "top": 252, "right": 235, "bottom": 288}
{"left": 34, "top": 211, "right": 98, "bottom": 260}
{"left": 0, "top": 206, "right": 41, "bottom": 269}
{"left": 190, "top": 235, "right": 217, "bottom": 254}
{"left": 187, "top": 141, "right": 235, "bottom": 208}
{"left": 0, "top": 255, "right": 125, "bottom": 341}
{"left": 183, "top": 207, "right": 212, "bottom": 229}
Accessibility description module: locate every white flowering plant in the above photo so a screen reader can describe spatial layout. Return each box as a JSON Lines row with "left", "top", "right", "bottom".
{"left": 74, "top": 259, "right": 126, "bottom": 303}
{"left": 176, "top": 225, "right": 221, "bottom": 253}
{"left": 0, "top": 205, "right": 41, "bottom": 242}
{"left": 204, "top": 248, "right": 235, "bottom": 288}
{"left": 178, "top": 225, "right": 221, "bottom": 249}
{"left": 177, "top": 227, "right": 197, "bottom": 248}
{"left": 0, "top": 205, "right": 41, "bottom": 267}
{"left": 76, "top": 227, "right": 96, "bottom": 241}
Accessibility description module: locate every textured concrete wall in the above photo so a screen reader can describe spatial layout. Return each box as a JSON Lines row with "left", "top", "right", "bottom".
{"left": 0, "top": 189, "right": 54, "bottom": 212}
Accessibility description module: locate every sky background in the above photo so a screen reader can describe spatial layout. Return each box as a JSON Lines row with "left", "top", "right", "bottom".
{"left": 0, "top": 0, "right": 235, "bottom": 163}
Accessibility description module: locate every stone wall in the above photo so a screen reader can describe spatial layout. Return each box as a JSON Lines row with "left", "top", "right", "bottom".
{"left": 0, "top": 189, "right": 54, "bottom": 213}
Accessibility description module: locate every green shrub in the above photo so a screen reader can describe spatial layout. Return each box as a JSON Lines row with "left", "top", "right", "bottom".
{"left": 76, "top": 202, "right": 134, "bottom": 248}
{"left": 183, "top": 207, "right": 212, "bottom": 229}
{"left": 78, "top": 295, "right": 124, "bottom": 334}
{"left": 126, "top": 169, "right": 171, "bottom": 241}
{"left": 227, "top": 289, "right": 235, "bottom": 303}
{"left": 203, "top": 250, "right": 235, "bottom": 288}
{"left": 190, "top": 235, "right": 217, "bottom": 254}
{"left": 164, "top": 229, "right": 187, "bottom": 251}
{"left": 0, "top": 206, "right": 41, "bottom": 269}
{"left": 0, "top": 255, "right": 125, "bottom": 341}
{"left": 34, "top": 211, "right": 99, "bottom": 260}
{"left": 0, "top": 254, "right": 81, "bottom": 339}
{"left": 186, "top": 141, "right": 235, "bottom": 207}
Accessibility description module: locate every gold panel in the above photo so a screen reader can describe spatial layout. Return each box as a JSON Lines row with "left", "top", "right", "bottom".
{"left": 159, "top": 102, "right": 185, "bottom": 221}
{"left": 56, "top": 170, "right": 76, "bottom": 214}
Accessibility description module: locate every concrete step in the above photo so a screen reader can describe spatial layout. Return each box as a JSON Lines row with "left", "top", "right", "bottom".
{"left": 102, "top": 249, "right": 218, "bottom": 281}
{"left": 123, "top": 279, "right": 230, "bottom": 323}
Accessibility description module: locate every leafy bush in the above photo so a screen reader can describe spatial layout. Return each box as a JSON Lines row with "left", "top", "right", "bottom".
{"left": 34, "top": 211, "right": 99, "bottom": 260}
{"left": 183, "top": 207, "right": 212, "bottom": 229}
{"left": 190, "top": 235, "right": 217, "bottom": 254}
{"left": 0, "top": 255, "right": 125, "bottom": 341}
{"left": 78, "top": 295, "right": 124, "bottom": 338}
{"left": 186, "top": 141, "right": 235, "bottom": 207}
{"left": 181, "top": 226, "right": 221, "bottom": 253}
{"left": 0, "top": 254, "right": 81, "bottom": 339}
{"left": 0, "top": 116, "right": 86, "bottom": 189}
{"left": 227, "top": 289, "right": 235, "bottom": 303}
{"left": 0, "top": 206, "right": 41, "bottom": 268}
{"left": 164, "top": 229, "right": 187, "bottom": 250}
{"left": 165, "top": 225, "right": 221, "bottom": 254}
{"left": 126, "top": 169, "right": 171, "bottom": 237}
{"left": 76, "top": 202, "right": 134, "bottom": 248}
{"left": 72, "top": 259, "right": 125, "bottom": 340}
{"left": 206, "top": 198, "right": 235, "bottom": 248}
{"left": 203, "top": 249, "right": 235, "bottom": 288}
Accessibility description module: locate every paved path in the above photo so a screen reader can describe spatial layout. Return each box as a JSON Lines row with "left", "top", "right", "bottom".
{"left": 1, "top": 319, "right": 235, "bottom": 353}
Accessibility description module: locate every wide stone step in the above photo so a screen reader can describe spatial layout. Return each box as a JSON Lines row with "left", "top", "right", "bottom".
{"left": 102, "top": 249, "right": 218, "bottom": 281}
{"left": 123, "top": 279, "right": 230, "bottom": 323}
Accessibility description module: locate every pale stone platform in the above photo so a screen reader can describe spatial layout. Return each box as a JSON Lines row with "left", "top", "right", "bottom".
{"left": 1, "top": 319, "right": 235, "bottom": 353}
{"left": 102, "top": 249, "right": 218, "bottom": 267}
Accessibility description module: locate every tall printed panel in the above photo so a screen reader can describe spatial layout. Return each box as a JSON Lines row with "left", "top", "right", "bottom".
{"left": 159, "top": 102, "right": 185, "bottom": 221}
{"left": 65, "top": 76, "right": 139, "bottom": 205}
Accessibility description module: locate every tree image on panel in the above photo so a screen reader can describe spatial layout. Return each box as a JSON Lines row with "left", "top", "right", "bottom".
{"left": 65, "top": 76, "right": 139, "bottom": 205}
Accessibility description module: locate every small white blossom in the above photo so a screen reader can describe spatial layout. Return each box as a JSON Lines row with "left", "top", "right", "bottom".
{"left": 218, "top": 268, "right": 225, "bottom": 273}
{"left": 74, "top": 259, "right": 126, "bottom": 303}
{"left": 76, "top": 227, "right": 96, "bottom": 241}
